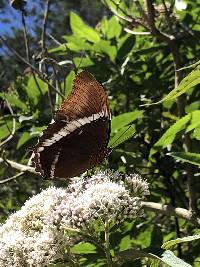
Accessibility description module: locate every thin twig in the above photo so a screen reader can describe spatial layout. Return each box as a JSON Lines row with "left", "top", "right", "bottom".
{"left": 0, "top": 36, "right": 64, "bottom": 99}
{"left": 47, "top": 33, "right": 63, "bottom": 46}
{"left": 21, "top": 11, "right": 30, "bottom": 62}
{"left": 0, "top": 157, "right": 38, "bottom": 175}
{"left": 124, "top": 28, "right": 151, "bottom": 35}
{"left": 142, "top": 201, "right": 200, "bottom": 226}
{"left": 42, "top": 0, "right": 51, "bottom": 53}
{"left": 0, "top": 172, "right": 24, "bottom": 184}
{"left": 0, "top": 100, "right": 16, "bottom": 147}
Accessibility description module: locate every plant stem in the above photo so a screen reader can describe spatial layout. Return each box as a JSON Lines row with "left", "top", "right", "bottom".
{"left": 104, "top": 219, "right": 112, "bottom": 267}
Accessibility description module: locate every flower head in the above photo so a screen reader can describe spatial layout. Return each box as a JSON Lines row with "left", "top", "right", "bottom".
{"left": 0, "top": 170, "right": 149, "bottom": 266}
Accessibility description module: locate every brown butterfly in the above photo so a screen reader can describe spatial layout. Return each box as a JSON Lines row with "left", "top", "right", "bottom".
{"left": 33, "top": 71, "right": 111, "bottom": 179}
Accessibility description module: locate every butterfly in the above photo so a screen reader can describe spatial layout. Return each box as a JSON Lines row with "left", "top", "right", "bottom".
{"left": 33, "top": 71, "right": 111, "bottom": 179}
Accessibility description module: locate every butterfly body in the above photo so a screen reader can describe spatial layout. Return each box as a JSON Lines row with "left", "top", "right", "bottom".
{"left": 33, "top": 71, "right": 111, "bottom": 179}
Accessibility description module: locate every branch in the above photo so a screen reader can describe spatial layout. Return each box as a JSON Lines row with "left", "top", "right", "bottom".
{"left": 21, "top": 11, "right": 30, "bottom": 62}
{"left": 42, "top": 0, "right": 51, "bottom": 53}
{"left": 0, "top": 157, "right": 38, "bottom": 175}
{"left": 0, "top": 36, "right": 65, "bottom": 99}
{"left": 0, "top": 172, "right": 24, "bottom": 184}
{"left": 142, "top": 201, "right": 200, "bottom": 226}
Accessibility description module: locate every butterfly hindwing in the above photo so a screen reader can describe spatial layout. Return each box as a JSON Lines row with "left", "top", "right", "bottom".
{"left": 33, "top": 70, "right": 111, "bottom": 179}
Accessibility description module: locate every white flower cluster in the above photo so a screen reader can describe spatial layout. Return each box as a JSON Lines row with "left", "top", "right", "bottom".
{"left": 0, "top": 187, "right": 70, "bottom": 267}
{"left": 46, "top": 171, "right": 149, "bottom": 229}
{"left": 0, "top": 170, "right": 149, "bottom": 267}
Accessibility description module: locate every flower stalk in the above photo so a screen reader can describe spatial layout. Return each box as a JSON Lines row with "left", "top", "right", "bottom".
{"left": 104, "top": 219, "right": 112, "bottom": 267}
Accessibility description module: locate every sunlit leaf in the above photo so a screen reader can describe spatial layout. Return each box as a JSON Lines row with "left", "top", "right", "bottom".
{"left": 162, "top": 235, "right": 200, "bottom": 250}
{"left": 26, "top": 76, "right": 48, "bottom": 106}
{"left": 168, "top": 152, "right": 200, "bottom": 166}
{"left": 109, "top": 125, "right": 136, "bottom": 148}
{"left": 0, "top": 116, "right": 20, "bottom": 140}
{"left": 70, "top": 12, "right": 100, "bottom": 43}
{"left": 93, "top": 40, "right": 117, "bottom": 61}
{"left": 106, "top": 16, "right": 122, "bottom": 39}
{"left": 72, "top": 242, "right": 97, "bottom": 254}
{"left": 0, "top": 92, "right": 27, "bottom": 111}
{"left": 156, "top": 67, "right": 200, "bottom": 104}
{"left": 111, "top": 111, "right": 143, "bottom": 132}
{"left": 150, "top": 111, "right": 200, "bottom": 159}
{"left": 73, "top": 57, "right": 95, "bottom": 68}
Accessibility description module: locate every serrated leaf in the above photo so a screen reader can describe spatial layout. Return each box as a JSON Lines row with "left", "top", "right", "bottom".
{"left": 169, "top": 152, "right": 200, "bottom": 166}
{"left": 161, "top": 250, "right": 192, "bottom": 267}
{"left": 72, "top": 242, "right": 97, "bottom": 254}
{"left": 156, "top": 67, "right": 200, "bottom": 104}
{"left": 150, "top": 111, "right": 200, "bottom": 159}
{"left": 111, "top": 111, "right": 143, "bottom": 132}
{"left": 162, "top": 235, "right": 200, "bottom": 250}
{"left": 109, "top": 125, "right": 136, "bottom": 148}
{"left": 70, "top": 12, "right": 100, "bottom": 43}
{"left": 185, "top": 110, "right": 200, "bottom": 132}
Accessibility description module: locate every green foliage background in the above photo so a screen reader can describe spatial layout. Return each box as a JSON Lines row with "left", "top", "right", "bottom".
{"left": 0, "top": 0, "right": 200, "bottom": 266}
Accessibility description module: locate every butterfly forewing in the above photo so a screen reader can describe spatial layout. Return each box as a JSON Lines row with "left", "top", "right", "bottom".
{"left": 33, "top": 71, "right": 111, "bottom": 179}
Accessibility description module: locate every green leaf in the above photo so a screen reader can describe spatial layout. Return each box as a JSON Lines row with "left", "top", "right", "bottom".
{"left": 185, "top": 110, "right": 200, "bottom": 132}
{"left": 93, "top": 40, "right": 117, "bottom": 62}
{"left": 162, "top": 235, "right": 200, "bottom": 250}
{"left": 150, "top": 111, "right": 200, "bottom": 159}
{"left": 73, "top": 57, "right": 95, "bottom": 68}
{"left": 117, "top": 34, "right": 135, "bottom": 60}
{"left": 48, "top": 44, "right": 68, "bottom": 55}
{"left": 70, "top": 12, "right": 100, "bottom": 43}
{"left": 72, "top": 242, "right": 97, "bottom": 254}
{"left": 57, "top": 71, "right": 76, "bottom": 107}
{"left": 107, "top": 16, "right": 122, "bottom": 39}
{"left": 100, "top": 16, "right": 108, "bottom": 36}
{"left": 64, "top": 70, "right": 75, "bottom": 96}
{"left": 194, "top": 126, "right": 200, "bottom": 140}
{"left": 26, "top": 76, "right": 48, "bottom": 106}
{"left": 63, "top": 35, "right": 93, "bottom": 51}
{"left": 17, "top": 132, "right": 30, "bottom": 149}
{"left": 111, "top": 111, "right": 143, "bottom": 132}
{"left": 160, "top": 250, "right": 192, "bottom": 267}
{"left": 109, "top": 125, "right": 136, "bottom": 148}
{"left": 30, "top": 126, "right": 46, "bottom": 136}
{"left": 156, "top": 67, "right": 200, "bottom": 103}
{"left": 0, "top": 93, "right": 27, "bottom": 111}
{"left": 168, "top": 152, "right": 200, "bottom": 166}
{"left": 154, "top": 115, "right": 190, "bottom": 148}
{"left": 0, "top": 116, "right": 20, "bottom": 140}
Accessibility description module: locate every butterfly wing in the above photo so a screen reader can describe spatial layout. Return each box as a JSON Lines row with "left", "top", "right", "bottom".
{"left": 33, "top": 71, "right": 111, "bottom": 179}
